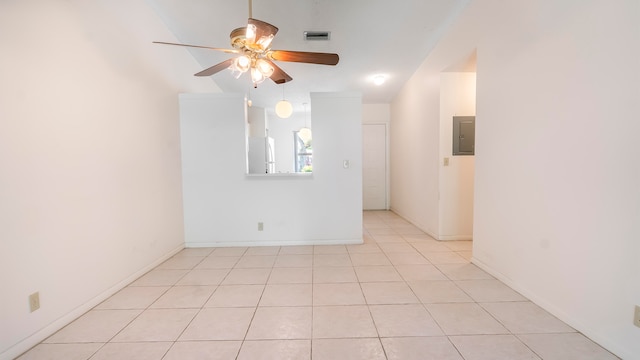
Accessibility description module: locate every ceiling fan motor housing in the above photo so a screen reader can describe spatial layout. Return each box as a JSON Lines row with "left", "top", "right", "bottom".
{"left": 230, "top": 27, "right": 247, "bottom": 49}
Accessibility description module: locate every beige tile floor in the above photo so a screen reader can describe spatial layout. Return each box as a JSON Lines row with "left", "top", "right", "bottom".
{"left": 18, "top": 211, "right": 619, "bottom": 360}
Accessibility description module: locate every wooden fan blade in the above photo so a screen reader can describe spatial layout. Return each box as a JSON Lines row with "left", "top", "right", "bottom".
{"left": 268, "top": 50, "right": 339, "bottom": 65}
{"left": 265, "top": 60, "right": 293, "bottom": 84}
{"left": 195, "top": 58, "right": 234, "bottom": 77}
{"left": 248, "top": 18, "right": 278, "bottom": 45}
{"left": 153, "top": 41, "right": 238, "bottom": 54}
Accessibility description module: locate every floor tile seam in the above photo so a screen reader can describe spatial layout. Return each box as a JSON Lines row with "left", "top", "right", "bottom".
{"left": 189, "top": 277, "right": 229, "bottom": 310}
{"left": 48, "top": 281, "right": 176, "bottom": 348}
{"left": 104, "top": 339, "right": 188, "bottom": 344}
{"left": 513, "top": 330, "right": 581, "bottom": 335}
{"left": 97, "top": 305, "right": 158, "bottom": 347}
{"left": 445, "top": 277, "right": 478, "bottom": 303}
{"left": 406, "top": 242, "right": 437, "bottom": 259}
{"left": 311, "top": 335, "right": 386, "bottom": 340}
{"left": 455, "top": 296, "right": 519, "bottom": 338}
{"left": 172, "top": 253, "right": 209, "bottom": 271}
{"left": 233, "top": 254, "right": 279, "bottom": 270}
{"left": 378, "top": 335, "right": 467, "bottom": 360}
{"left": 236, "top": 247, "right": 249, "bottom": 257}
{"left": 243, "top": 335, "right": 313, "bottom": 340}
{"left": 82, "top": 343, "right": 109, "bottom": 360}
{"left": 30, "top": 341, "right": 107, "bottom": 360}
{"left": 452, "top": 278, "right": 525, "bottom": 303}
{"left": 511, "top": 333, "right": 551, "bottom": 360}
{"left": 169, "top": 275, "right": 256, "bottom": 345}
{"left": 440, "top": 335, "right": 475, "bottom": 360}
{"left": 98, "top": 284, "right": 174, "bottom": 310}
{"left": 513, "top": 332, "right": 620, "bottom": 359}
{"left": 348, "top": 244, "right": 394, "bottom": 268}
{"left": 313, "top": 304, "right": 371, "bottom": 310}
{"left": 152, "top": 341, "right": 174, "bottom": 360}
{"left": 353, "top": 274, "right": 387, "bottom": 344}
{"left": 128, "top": 307, "right": 195, "bottom": 346}
{"left": 364, "top": 299, "right": 389, "bottom": 358}
{"left": 208, "top": 260, "right": 243, "bottom": 289}
{"left": 238, "top": 284, "right": 268, "bottom": 353}
{"left": 163, "top": 339, "right": 242, "bottom": 344}
{"left": 216, "top": 255, "right": 241, "bottom": 270}
{"left": 405, "top": 282, "right": 450, "bottom": 338}
{"left": 310, "top": 338, "right": 390, "bottom": 359}
{"left": 431, "top": 264, "right": 473, "bottom": 282}
{"left": 449, "top": 333, "right": 545, "bottom": 360}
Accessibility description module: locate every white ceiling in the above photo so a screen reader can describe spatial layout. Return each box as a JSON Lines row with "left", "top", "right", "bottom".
{"left": 147, "top": 0, "right": 469, "bottom": 114}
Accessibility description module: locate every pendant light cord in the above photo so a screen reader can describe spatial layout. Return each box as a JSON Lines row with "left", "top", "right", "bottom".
{"left": 249, "top": 0, "right": 252, "bottom": 18}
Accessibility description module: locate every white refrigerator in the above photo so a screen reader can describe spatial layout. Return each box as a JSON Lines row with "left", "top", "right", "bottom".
{"left": 248, "top": 136, "right": 275, "bottom": 174}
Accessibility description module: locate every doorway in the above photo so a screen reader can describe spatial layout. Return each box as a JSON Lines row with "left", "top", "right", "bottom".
{"left": 362, "top": 124, "right": 387, "bottom": 210}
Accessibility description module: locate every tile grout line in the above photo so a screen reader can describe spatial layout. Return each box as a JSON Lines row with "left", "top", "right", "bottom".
{"left": 349, "top": 236, "right": 390, "bottom": 360}
{"left": 235, "top": 246, "right": 278, "bottom": 358}
{"left": 156, "top": 251, "right": 216, "bottom": 360}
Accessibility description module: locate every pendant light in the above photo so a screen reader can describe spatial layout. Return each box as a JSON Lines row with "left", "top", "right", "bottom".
{"left": 299, "top": 103, "right": 312, "bottom": 143}
{"left": 275, "top": 84, "right": 293, "bottom": 118}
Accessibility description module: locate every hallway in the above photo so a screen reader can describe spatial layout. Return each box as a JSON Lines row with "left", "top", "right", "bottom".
{"left": 19, "top": 211, "right": 617, "bottom": 359}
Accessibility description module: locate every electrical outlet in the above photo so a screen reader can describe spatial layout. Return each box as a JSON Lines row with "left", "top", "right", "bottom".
{"left": 258, "top": 222, "right": 264, "bottom": 231}
{"left": 634, "top": 305, "right": 640, "bottom": 328}
{"left": 29, "top": 292, "right": 40, "bottom": 313}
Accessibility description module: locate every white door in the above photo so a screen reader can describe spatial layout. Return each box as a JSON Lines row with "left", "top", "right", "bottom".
{"left": 363, "top": 124, "right": 387, "bottom": 210}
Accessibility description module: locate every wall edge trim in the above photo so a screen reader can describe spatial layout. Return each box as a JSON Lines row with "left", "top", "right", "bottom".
{"left": 185, "top": 239, "right": 363, "bottom": 248}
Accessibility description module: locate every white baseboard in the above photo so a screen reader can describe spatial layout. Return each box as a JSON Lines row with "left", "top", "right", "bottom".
{"left": 387, "top": 207, "right": 439, "bottom": 239}
{"left": 388, "top": 207, "right": 473, "bottom": 241}
{"left": 471, "top": 256, "right": 628, "bottom": 360}
{"left": 438, "top": 234, "right": 473, "bottom": 241}
{"left": 186, "top": 238, "right": 363, "bottom": 248}
{"left": 1, "top": 244, "right": 184, "bottom": 360}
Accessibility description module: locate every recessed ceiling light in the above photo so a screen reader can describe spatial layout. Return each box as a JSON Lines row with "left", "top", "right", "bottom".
{"left": 373, "top": 75, "right": 386, "bottom": 86}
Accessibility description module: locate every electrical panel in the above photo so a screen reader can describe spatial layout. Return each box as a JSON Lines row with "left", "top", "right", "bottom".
{"left": 453, "top": 116, "right": 475, "bottom": 156}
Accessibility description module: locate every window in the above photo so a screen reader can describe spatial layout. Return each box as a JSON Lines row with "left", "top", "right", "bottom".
{"left": 294, "top": 131, "right": 312, "bottom": 172}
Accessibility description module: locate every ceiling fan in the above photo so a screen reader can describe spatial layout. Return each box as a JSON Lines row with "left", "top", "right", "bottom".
{"left": 153, "top": 17, "right": 339, "bottom": 88}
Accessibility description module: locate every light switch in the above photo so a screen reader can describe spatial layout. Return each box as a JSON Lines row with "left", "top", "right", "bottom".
{"left": 443, "top": 157, "right": 450, "bottom": 166}
{"left": 343, "top": 160, "right": 350, "bottom": 169}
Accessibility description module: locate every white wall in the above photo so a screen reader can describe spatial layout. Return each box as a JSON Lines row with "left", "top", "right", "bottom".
{"left": 390, "top": 74, "right": 441, "bottom": 236}
{"left": 180, "top": 92, "right": 362, "bottom": 246}
{"left": 0, "top": 1, "right": 220, "bottom": 359}
{"left": 362, "top": 104, "right": 391, "bottom": 125}
{"left": 439, "top": 73, "right": 476, "bottom": 239}
{"left": 391, "top": 0, "right": 640, "bottom": 358}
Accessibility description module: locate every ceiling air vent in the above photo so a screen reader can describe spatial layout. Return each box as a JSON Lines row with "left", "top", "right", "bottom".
{"left": 304, "top": 31, "right": 331, "bottom": 41}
